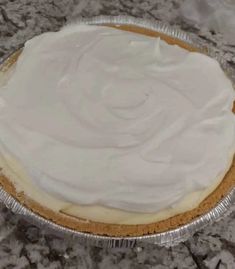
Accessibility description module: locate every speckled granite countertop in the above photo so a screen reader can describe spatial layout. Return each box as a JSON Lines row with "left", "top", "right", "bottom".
{"left": 0, "top": 1, "right": 235, "bottom": 268}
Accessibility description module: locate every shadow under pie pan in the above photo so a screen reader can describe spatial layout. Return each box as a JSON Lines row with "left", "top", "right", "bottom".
{"left": 0, "top": 16, "right": 235, "bottom": 248}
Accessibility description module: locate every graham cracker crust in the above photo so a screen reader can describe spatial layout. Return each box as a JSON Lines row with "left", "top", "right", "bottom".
{"left": 0, "top": 25, "right": 234, "bottom": 237}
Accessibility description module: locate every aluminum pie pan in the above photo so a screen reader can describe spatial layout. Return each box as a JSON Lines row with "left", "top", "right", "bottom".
{"left": 0, "top": 15, "right": 235, "bottom": 248}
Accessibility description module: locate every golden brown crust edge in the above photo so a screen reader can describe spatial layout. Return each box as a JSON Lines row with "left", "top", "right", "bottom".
{"left": 0, "top": 24, "right": 235, "bottom": 237}
{"left": 1, "top": 159, "right": 235, "bottom": 237}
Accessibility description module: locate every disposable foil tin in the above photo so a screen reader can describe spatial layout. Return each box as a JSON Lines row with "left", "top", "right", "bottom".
{"left": 0, "top": 16, "right": 235, "bottom": 248}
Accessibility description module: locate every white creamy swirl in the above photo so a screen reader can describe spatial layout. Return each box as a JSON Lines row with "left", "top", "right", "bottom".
{"left": 0, "top": 25, "right": 235, "bottom": 213}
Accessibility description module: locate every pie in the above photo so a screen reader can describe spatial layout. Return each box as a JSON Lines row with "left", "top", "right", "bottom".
{"left": 0, "top": 24, "right": 234, "bottom": 236}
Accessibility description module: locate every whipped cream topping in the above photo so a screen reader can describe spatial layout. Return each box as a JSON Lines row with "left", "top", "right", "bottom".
{"left": 0, "top": 24, "right": 235, "bottom": 214}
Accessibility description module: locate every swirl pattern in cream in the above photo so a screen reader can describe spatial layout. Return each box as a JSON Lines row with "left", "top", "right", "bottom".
{"left": 0, "top": 24, "right": 235, "bottom": 213}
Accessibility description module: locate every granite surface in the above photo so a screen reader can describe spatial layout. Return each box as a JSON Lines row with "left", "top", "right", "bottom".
{"left": 0, "top": 0, "right": 235, "bottom": 268}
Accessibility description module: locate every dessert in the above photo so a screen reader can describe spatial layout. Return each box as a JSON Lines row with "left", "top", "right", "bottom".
{"left": 0, "top": 24, "right": 235, "bottom": 236}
